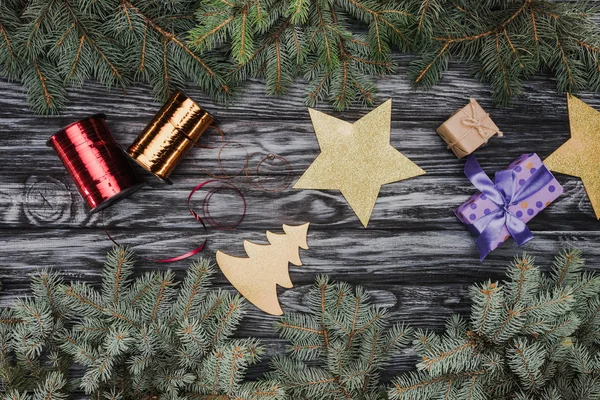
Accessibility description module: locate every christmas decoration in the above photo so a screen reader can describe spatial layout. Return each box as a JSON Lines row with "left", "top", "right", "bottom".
{"left": 190, "top": 0, "right": 407, "bottom": 111}
{"left": 128, "top": 90, "right": 215, "bottom": 184}
{"left": 544, "top": 95, "right": 600, "bottom": 219}
{"left": 272, "top": 275, "right": 414, "bottom": 399}
{"left": 294, "top": 100, "right": 426, "bottom": 227}
{"left": 1, "top": 248, "right": 600, "bottom": 399}
{"left": 216, "top": 223, "right": 310, "bottom": 315}
{"left": 0, "top": 247, "right": 283, "bottom": 399}
{"left": 103, "top": 180, "right": 219, "bottom": 263}
{"left": 2, "top": 1, "right": 600, "bottom": 113}
{"left": 47, "top": 114, "right": 144, "bottom": 212}
{"left": 0, "top": 0, "right": 232, "bottom": 115}
{"left": 390, "top": 249, "right": 600, "bottom": 400}
{"left": 192, "top": 0, "right": 600, "bottom": 109}
{"left": 102, "top": 142, "right": 294, "bottom": 263}
{"left": 456, "top": 154, "right": 563, "bottom": 260}
{"left": 437, "top": 98, "right": 503, "bottom": 159}
{"left": 408, "top": 1, "right": 600, "bottom": 106}
{"left": 194, "top": 180, "right": 247, "bottom": 231}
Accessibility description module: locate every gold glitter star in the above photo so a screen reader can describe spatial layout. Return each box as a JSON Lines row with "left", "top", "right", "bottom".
{"left": 545, "top": 95, "right": 600, "bottom": 219}
{"left": 294, "top": 99, "right": 426, "bottom": 227}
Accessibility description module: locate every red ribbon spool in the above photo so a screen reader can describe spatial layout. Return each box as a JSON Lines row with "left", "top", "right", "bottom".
{"left": 47, "top": 114, "right": 144, "bottom": 213}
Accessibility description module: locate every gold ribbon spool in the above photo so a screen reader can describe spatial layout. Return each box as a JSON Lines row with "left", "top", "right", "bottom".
{"left": 127, "top": 90, "right": 214, "bottom": 183}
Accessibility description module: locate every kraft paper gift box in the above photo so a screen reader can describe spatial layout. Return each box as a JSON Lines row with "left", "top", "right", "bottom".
{"left": 437, "top": 98, "right": 503, "bottom": 159}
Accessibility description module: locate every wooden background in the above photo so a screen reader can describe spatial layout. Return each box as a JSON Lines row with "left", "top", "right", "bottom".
{"left": 1, "top": 54, "right": 600, "bottom": 378}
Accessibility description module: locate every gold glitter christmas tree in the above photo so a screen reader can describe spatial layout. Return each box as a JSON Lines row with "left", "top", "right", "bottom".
{"left": 216, "top": 223, "right": 310, "bottom": 315}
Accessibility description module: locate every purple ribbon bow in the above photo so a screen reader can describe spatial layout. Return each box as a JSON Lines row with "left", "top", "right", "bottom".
{"left": 463, "top": 155, "right": 554, "bottom": 260}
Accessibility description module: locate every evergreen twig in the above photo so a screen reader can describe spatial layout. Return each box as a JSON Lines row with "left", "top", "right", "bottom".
{"left": 0, "top": 0, "right": 234, "bottom": 114}
{"left": 389, "top": 249, "right": 600, "bottom": 400}
{"left": 1, "top": 248, "right": 600, "bottom": 399}
{"left": 0, "top": 247, "right": 282, "bottom": 399}
{"left": 1, "top": 1, "right": 600, "bottom": 113}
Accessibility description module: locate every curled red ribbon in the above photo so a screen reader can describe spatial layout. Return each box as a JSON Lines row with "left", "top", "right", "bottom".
{"left": 249, "top": 152, "right": 294, "bottom": 193}
{"left": 194, "top": 142, "right": 293, "bottom": 191}
{"left": 200, "top": 181, "right": 247, "bottom": 230}
{"left": 102, "top": 129, "right": 292, "bottom": 263}
{"left": 103, "top": 180, "right": 247, "bottom": 263}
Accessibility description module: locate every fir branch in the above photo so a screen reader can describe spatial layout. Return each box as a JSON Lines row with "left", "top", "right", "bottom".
{"left": 3, "top": 0, "right": 600, "bottom": 112}
{"left": 2, "top": 247, "right": 600, "bottom": 399}
{"left": 212, "top": 300, "right": 242, "bottom": 344}
{"left": 391, "top": 248, "right": 599, "bottom": 400}
{"left": 151, "top": 274, "right": 172, "bottom": 322}
{"left": 125, "top": 1, "right": 216, "bottom": 79}
{"left": 62, "top": 0, "right": 125, "bottom": 84}
{"left": 410, "top": 0, "right": 600, "bottom": 105}
{"left": 0, "top": 247, "right": 276, "bottom": 399}
{"left": 273, "top": 275, "right": 412, "bottom": 398}
{"left": 0, "top": 0, "right": 234, "bottom": 114}
{"left": 0, "top": 26, "right": 14, "bottom": 58}
{"left": 414, "top": 42, "right": 449, "bottom": 84}
{"left": 33, "top": 60, "right": 54, "bottom": 110}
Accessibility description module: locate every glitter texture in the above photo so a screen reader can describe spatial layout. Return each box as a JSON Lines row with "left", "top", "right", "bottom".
{"left": 216, "top": 223, "right": 310, "bottom": 315}
{"left": 544, "top": 95, "right": 600, "bottom": 219}
{"left": 293, "top": 99, "right": 426, "bottom": 227}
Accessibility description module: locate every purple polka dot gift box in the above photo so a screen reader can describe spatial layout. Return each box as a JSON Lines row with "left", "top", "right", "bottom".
{"left": 456, "top": 153, "right": 564, "bottom": 259}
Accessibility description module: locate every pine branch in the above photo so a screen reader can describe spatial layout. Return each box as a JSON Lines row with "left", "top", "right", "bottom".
{"left": 273, "top": 275, "right": 412, "bottom": 398}
{"left": 392, "top": 248, "right": 600, "bottom": 400}
{"left": 125, "top": 1, "right": 220, "bottom": 82}
{"left": 0, "top": 246, "right": 277, "bottom": 399}
{"left": 0, "top": 0, "right": 234, "bottom": 114}
{"left": 190, "top": 0, "right": 406, "bottom": 110}
{"left": 410, "top": 0, "right": 600, "bottom": 106}
{"left": 3, "top": 0, "right": 600, "bottom": 112}
{"left": 2, "top": 247, "right": 600, "bottom": 398}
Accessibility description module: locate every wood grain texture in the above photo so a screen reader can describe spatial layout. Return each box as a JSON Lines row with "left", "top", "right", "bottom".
{"left": 1, "top": 53, "right": 600, "bottom": 378}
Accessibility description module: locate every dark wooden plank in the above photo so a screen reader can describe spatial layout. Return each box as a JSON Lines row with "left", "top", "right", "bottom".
{"left": 0, "top": 115, "right": 573, "bottom": 175}
{"left": 1, "top": 46, "right": 600, "bottom": 382}
{"left": 0, "top": 174, "right": 596, "bottom": 230}
{"left": 1, "top": 229, "right": 599, "bottom": 289}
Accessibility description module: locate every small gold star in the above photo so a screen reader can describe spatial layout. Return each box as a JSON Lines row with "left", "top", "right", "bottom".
{"left": 545, "top": 95, "right": 600, "bottom": 219}
{"left": 294, "top": 100, "right": 426, "bottom": 227}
